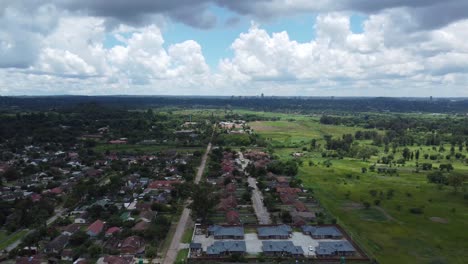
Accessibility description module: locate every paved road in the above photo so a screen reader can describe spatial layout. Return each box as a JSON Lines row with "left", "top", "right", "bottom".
{"left": 163, "top": 142, "right": 212, "bottom": 264}
{"left": 247, "top": 177, "right": 271, "bottom": 224}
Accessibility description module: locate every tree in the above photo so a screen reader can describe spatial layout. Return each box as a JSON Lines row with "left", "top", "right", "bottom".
{"left": 402, "top": 147, "right": 411, "bottom": 161}
{"left": 447, "top": 174, "right": 464, "bottom": 192}
{"left": 427, "top": 171, "right": 447, "bottom": 184}
{"left": 353, "top": 145, "right": 379, "bottom": 161}
{"left": 189, "top": 183, "right": 219, "bottom": 222}
{"left": 2, "top": 167, "right": 19, "bottom": 181}
{"left": 70, "top": 231, "right": 88, "bottom": 246}
{"left": 415, "top": 150, "right": 420, "bottom": 160}
{"left": 88, "top": 244, "right": 101, "bottom": 258}
{"left": 146, "top": 245, "right": 157, "bottom": 258}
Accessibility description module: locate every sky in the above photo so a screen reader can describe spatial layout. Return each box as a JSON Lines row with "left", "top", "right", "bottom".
{"left": 1, "top": 1, "right": 468, "bottom": 97}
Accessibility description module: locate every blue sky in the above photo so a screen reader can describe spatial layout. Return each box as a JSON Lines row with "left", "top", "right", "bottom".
{"left": 104, "top": 6, "right": 367, "bottom": 69}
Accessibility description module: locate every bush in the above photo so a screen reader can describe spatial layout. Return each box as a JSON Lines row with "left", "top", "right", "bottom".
{"left": 363, "top": 201, "right": 371, "bottom": 209}
{"left": 409, "top": 207, "right": 423, "bottom": 214}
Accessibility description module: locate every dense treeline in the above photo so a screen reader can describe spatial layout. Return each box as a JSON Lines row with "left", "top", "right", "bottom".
{"left": 0, "top": 103, "right": 213, "bottom": 150}
{"left": 321, "top": 115, "right": 468, "bottom": 146}
{"left": 1, "top": 96, "right": 468, "bottom": 113}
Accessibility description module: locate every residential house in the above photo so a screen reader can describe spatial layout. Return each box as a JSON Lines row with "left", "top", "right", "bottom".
{"left": 139, "top": 210, "right": 155, "bottom": 222}
{"left": 132, "top": 221, "right": 150, "bottom": 232}
{"left": 87, "top": 219, "right": 105, "bottom": 237}
{"left": 62, "top": 223, "right": 81, "bottom": 236}
{"left": 44, "top": 234, "right": 69, "bottom": 254}
{"left": 75, "top": 212, "right": 89, "bottom": 224}
{"left": 105, "top": 227, "right": 121, "bottom": 237}
{"left": 302, "top": 226, "right": 343, "bottom": 239}
{"left": 190, "top": 243, "right": 202, "bottom": 256}
{"left": 48, "top": 187, "right": 63, "bottom": 195}
{"left": 225, "top": 210, "right": 240, "bottom": 225}
{"left": 257, "top": 225, "right": 292, "bottom": 239}
{"left": 315, "top": 241, "right": 356, "bottom": 257}
{"left": 225, "top": 183, "right": 236, "bottom": 193}
{"left": 262, "top": 241, "right": 304, "bottom": 257}
{"left": 291, "top": 215, "right": 307, "bottom": 227}
{"left": 97, "top": 255, "right": 133, "bottom": 264}
{"left": 73, "top": 258, "right": 88, "bottom": 264}
{"left": 15, "top": 255, "right": 47, "bottom": 264}
{"left": 206, "top": 241, "right": 246, "bottom": 257}
{"left": 207, "top": 225, "right": 244, "bottom": 239}
{"left": 147, "top": 180, "right": 180, "bottom": 191}
{"left": 61, "top": 249, "right": 74, "bottom": 261}
{"left": 119, "top": 235, "right": 146, "bottom": 255}
{"left": 30, "top": 193, "right": 42, "bottom": 202}
{"left": 290, "top": 210, "right": 316, "bottom": 221}
{"left": 279, "top": 193, "right": 297, "bottom": 205}
{"left": 293, "top": 201, "right": 308, "bottom": 212}
{"left": 217, "top": 195, "right": 237, "bottom": 211}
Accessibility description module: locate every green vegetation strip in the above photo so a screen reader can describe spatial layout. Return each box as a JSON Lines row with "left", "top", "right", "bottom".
{"left": 175, "top": 249, "right": 189, "bottom": 264}
{"left": 0, "top": 230, "right": 29, "bottom": 250}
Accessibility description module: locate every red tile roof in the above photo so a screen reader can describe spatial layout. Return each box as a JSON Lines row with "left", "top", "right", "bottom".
{"left": 294, "top": 201, "right": 308, "bottom": 212}
{"left": 31, "top": 193, "right": 42, "bottom": 202}
{"left": 49, "top": 187, "right": 63, "bottom": 194}
{"left": 105, "top": 227, "right": 121, "bottom": 236}
{"left": 103, "top": 255, "right": 133, "bottom": 264}
{"left": 226, "top": 210, "right": 240, "bottom": 225}
{"left": 87, "top": 219, "right": 104, "bottom": 235}
{"left": 276, "top": 187, "right": 302, "bottom": 194}
{"left": 147, "top": 180, "right": 180, "bottom": 190}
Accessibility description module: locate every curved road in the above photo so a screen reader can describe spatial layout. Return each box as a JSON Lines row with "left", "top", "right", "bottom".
{"left": 163, "top": 142, "right": 212, "bottom": 264}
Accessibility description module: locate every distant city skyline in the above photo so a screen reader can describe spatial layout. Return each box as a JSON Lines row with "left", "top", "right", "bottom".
{"left": 1, "top": 0, "right": 468, "bottom": 97}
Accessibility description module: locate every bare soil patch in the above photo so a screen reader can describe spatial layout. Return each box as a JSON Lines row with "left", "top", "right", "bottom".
{"left": 429, "top": 217, "right": 449, "bottom": 224}
{"left": 342, "top": 202, "right": 364, "bottom": 211}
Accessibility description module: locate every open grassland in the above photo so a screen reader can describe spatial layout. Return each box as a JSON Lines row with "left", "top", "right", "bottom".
{"left": 250, "top": 119, "right": 379, "bottom": 147}
{"left": 250, "top": 116, "right": 468, "bottom": 264}
{"left": 298, "top": 159, "right": 468, "bottom": 264}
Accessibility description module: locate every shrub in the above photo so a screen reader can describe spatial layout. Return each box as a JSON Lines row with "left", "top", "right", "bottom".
{"left": 409, "top": 207, "right": 423, "bottom": 214}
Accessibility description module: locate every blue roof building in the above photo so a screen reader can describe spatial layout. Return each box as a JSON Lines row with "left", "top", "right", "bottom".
{"left": 207, "top": 225, "right": 244, "bottom": 239}
{"left": 257, "top": 225, "right": 292, "bottom": 239}
{"left": 302, "top": 225, "right": 343, "bottom": 239}
{"left": 262, "top": 241, "right": 304, "bottom": 256}
{"left": 206, "top": 241, "right": 246, "bottom": 256}
{"left": 315, "top": 241, "right": 356, "bottom": 257}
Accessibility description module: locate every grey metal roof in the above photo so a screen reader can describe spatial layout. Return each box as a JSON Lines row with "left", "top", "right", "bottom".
{"left": 302, "top": 225, "right": 342, "bottom": 237}
{"left": 262, "top": 241, "right": 304, "bottom": 255}
{"left": 315, "top": 241, "right": 355, "bottom": 255}
{"left": 206, "top": 241, "right": 246, "bottom": 255}
{"left": 257, "top": 225, "right": 292, "bottom": 237}
{"left": 208, "top": 225, "right": 244, "bottom": 237}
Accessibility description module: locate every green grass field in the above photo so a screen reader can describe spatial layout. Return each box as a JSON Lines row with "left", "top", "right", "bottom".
{"left": 249, "top": 117, "right": 468, "bottom": 264}
{"left": 0, "top": 229, "right": 29, "bottom": 250}
{"left": 250, "top": 119, "right": 379, "bottom": 148}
